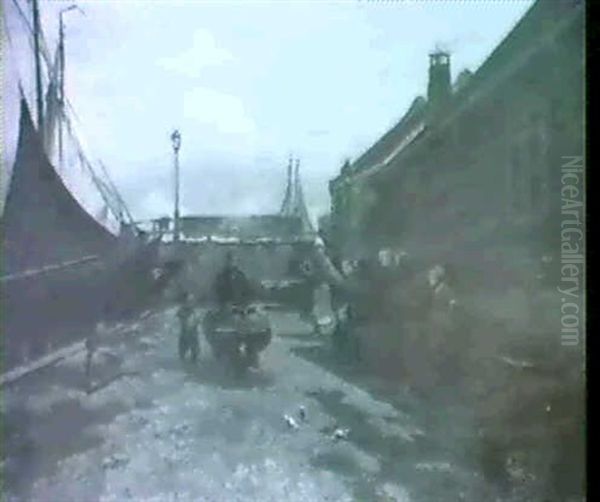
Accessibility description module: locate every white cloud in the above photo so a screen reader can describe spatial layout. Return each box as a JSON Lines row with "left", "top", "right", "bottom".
{"left": 3, "top": 0, "right": 535, "bottom": 222}
{"left": 157, "top": 30, "right": 234, "bottom": 78}
{"left": 136, "top": 189, "right": 174, "bottom": 219}
{"left": 182, "top": 87, "right": 256, "bottom": 137}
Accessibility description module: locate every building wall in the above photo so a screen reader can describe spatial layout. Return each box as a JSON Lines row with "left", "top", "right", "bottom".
{"left": 329, "top": 0, "right": 584, "bottom": 277}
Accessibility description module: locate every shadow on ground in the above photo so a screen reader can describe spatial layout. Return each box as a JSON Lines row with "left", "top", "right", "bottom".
{"left": 3, "top": 397, "right": 130, "bottom": 499}
{"left": 306, "top": 387, "right": 473, "bottom": 501}
{"left": 180, "top": 356, "right": 276, "bottom": 391}
{"left": 291, "top": 338, "right": 504, "bottom": 501}
{"left": 2, "top": 313, "right": 160, "bottom": 500}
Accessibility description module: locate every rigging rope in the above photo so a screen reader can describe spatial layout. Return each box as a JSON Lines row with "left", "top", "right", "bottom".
{"left": 3, "top": 2, "right": 37, "bottom": 111}
{"left": 7, "top": 0, "right": 53, "bottom": 75}
{"left": 60, "top": 107, "right": 124, "bottom": 225}
{"left": 98, "top": 160, "right": 135, "bottom": 225}
{"left": 62, "top": 98, "right": 135, "bottom": 225}
{"left": 4, "top": 10, "right": 120, "bottom": 227}
{"left": 5, "top": 0, "right": 135, "bottom": 227}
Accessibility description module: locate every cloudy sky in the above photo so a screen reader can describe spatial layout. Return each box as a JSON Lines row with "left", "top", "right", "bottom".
{"left": 3, "top": 0, "right": 534, "bottom": 224}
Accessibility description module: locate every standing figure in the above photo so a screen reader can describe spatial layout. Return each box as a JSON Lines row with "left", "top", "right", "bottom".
{"left": 177, "top": 292, "right": 200, "bottom": 362}
{"left": 343, "top": 258, "right": 375, "bottom": 361}
{"left": 288, "top": 245, "right": 324, "bottom": 332}
{"left": 213, "top": 252, "right": 252, "bottom": 308}
{"left": 298, "top": 257, "right": 321, "bottom": 330}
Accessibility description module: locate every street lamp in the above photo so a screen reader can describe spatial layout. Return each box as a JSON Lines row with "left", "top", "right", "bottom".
{"left": 171, "top": 129, "right": 182, "bottom": 242}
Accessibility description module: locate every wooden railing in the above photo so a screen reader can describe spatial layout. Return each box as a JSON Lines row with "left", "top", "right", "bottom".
{"left": 0, "top": 255, "right": 100, "bottom": 283}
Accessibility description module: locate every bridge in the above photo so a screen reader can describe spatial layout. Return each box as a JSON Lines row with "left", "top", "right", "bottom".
{"left": 135, "top": 156, "right": 315, "bottom": 243}
{"left": 127, "top": 157, "right": 322, "bottom": 305}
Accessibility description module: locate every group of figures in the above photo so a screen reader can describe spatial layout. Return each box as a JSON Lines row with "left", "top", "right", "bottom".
{"left": 82, "top": 251, "right": 254, "bottom": 389}
{"left": 82, "top": 242, "right": 460, "bottom": 387}
{"left": 294, "top": 242, "right": 465, "bottom": 386}
{"left": 175, "top": 251, "right": 254, "bottom": 364}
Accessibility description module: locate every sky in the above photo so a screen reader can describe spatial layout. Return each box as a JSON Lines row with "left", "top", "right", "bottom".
{"left": 3, "top": 0, "right": 534, "bottom": 225}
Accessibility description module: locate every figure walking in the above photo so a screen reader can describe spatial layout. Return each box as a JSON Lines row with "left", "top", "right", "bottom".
{"left": 85, "top": 319, "right": 105, "bottom": 391}
{"left": 177, "top": 292, "right": 200, "bottom": 363}
{"left": 213, "top": 251, "right": 252, "bottom": 309}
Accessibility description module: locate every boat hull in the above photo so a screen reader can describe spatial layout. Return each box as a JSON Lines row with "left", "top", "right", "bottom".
{"left": 1, "top": 258, "right": 107, "bottom": 368}
{"left": 0, "top": 101, "right": 165, "bottom": 370}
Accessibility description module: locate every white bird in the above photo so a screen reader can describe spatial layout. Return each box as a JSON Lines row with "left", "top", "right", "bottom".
{"left": 284, "top": 414, "right": 299, "bottom": 429}
{"left": 332, "top": 427, "right": 350, "bottom": 440}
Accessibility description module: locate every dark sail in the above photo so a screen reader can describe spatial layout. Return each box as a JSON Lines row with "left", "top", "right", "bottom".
{"left": 2, "top": 99, "right": 116, "bottom": 275}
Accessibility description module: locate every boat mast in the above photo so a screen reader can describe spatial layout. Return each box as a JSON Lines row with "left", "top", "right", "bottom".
{"left": 58, "top": 5, "right": 80, "bottom": 169}
{"left": 58, "top": 13, "right": 65, "bottom": 167}
{"left": 32, "top": 0, "right": 44, "bottom": 140}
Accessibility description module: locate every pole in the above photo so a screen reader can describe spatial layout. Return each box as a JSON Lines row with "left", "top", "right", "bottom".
{"left": 174, "top": 147, "right": 180, "bottom": 241}
{"left": 32, "top": 0, "right": 44, "bottom": 141}
{"left": 57, "top": 5, "right": 81, "bottom": 170}
{"left": 58, "top": 16, "right": 65, "bottom": 168}
{"left": 171, "top": 130, "right": 182, "bottom": 242}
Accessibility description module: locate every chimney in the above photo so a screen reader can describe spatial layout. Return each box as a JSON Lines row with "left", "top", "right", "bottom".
{"left": 427, "top": 51, "right": 451, "bottom": 111}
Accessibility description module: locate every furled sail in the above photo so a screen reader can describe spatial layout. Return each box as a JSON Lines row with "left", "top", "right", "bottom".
{"left": 1, "top": 1, "right": 161, "bottom": 373}
{"left": 2, "top": 99, "right": 117, "bottom": 275}
{"left": 1, "top": 0, "right": 131, "bottom": 236}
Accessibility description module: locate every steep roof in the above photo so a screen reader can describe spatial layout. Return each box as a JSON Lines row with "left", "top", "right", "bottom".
{"left": 440, "top": 0, "right": 582, "bottom": 122}
{"left": 331, "top": 0, "right": 582, "bottom": 186}
{"left": 347, "top": 95, "right": 427, "bottom": 176}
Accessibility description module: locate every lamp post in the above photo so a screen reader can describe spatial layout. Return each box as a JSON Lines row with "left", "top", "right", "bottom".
{"left": 171, "top": 129, "right": 182, "bottom": 242}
